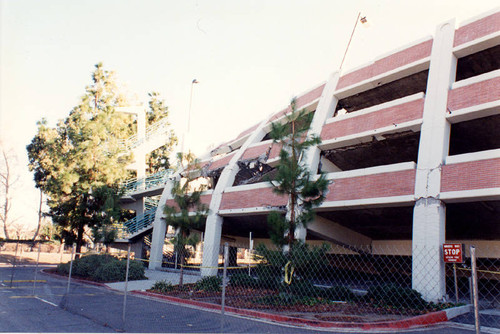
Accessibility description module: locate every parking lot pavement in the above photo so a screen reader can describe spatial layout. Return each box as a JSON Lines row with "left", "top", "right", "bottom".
{"left": 0, "top": 266, "right": 495, "bottom": 333}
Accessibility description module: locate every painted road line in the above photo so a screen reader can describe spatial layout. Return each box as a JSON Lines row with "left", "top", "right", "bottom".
{"left": 35, "top": 296, "right": 58, "bottom": 307}
{"left": 10, "top": 293, "right": 99, "bottom": 298}
{"left": 2, "top": 280, "right": 47, "bottom": 283}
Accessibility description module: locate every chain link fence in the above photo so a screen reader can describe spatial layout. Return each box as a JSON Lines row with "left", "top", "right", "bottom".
{"left": 1, "top": 239, "right": 498, "bottom": 331}
{"left": 149, "top": 240, "right": 499, "bottom": 328}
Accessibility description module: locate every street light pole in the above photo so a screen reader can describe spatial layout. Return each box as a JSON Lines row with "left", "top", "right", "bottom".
{"left": 339, "top": 12, "right": 367, "bottom": 70}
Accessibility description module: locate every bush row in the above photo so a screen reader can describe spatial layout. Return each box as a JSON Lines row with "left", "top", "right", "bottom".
{"left": 229, "top": 273, "right": 431, "bottom": 310}
{"left": 57, "top": 254, "right": 146, "bottom": 282}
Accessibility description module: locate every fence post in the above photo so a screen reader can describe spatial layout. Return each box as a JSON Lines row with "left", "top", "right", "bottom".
{"left": 470, "top": 246, "right": 481, "bottom": 334}
{"left": 59, "top": 243, "right": 64, "bottom": 264}
{"left": 32, "top": 242, "right": 42, "bottom": 296}
{"left": 221, "top": 242, "right": 229, "bottom": 315}
{"left": 248, "top": 232, "right": 252, "bottom": 276}
{"left": 10, "top": 239, "right": 20, "bottom": 287}
{"left": 66, "top": 243, "right": 76, "bottom": 295}
{"left": 122, "top": 243, "right": 131, "bottom": 323}
{"left": 453, "top": 263, "right": 459, "bottom": 304}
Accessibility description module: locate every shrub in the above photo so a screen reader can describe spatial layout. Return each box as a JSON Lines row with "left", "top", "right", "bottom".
{"left": 366, "top": 284, "right": 427, "bottom": 310}
{"left": 73, "top": 254, "right": 114, "bottom": 277}
{"left": 318, "top": 285, "right": 355, "bottom": 301}
{"left": 56, "top": 262, "right": 70, "bottom": 275}
{"left": 151, "top": 280, "right": 174, "bottom": 293}
{"left": 91, "top": 260, "right": 122, "bottom": 282}
{"left": 56, "top": 254, "right": 146, "bottom": 282}
{"left": 195, "top": 276, "right": 222, "bottom": 292}
{"left": 127, "top": 260, "right": 147, "bottom": 281}
{"left": 229, "top": 273, "right": 257, "bottom": 288}
{"left": 282, "top": 279, "right": 317, "bottom": 297}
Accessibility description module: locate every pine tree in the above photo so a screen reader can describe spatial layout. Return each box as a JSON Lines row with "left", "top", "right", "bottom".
{"left": 145, "top": 92, "right": 178, "bottom": 174}
{"left": 163, "top": 153, "right": 208, "bottom": 286}
{"left": 27, "top": 63, "right": 135, "bottom": 256}
{"left": 267, "top": 98, "right": 329, "bottom": 250}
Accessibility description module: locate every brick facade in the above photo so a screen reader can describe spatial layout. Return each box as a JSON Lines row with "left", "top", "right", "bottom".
{"left": 321, "top": 98, "right": 424, "bottom": 140}
{"left": 454, "top": 11, "right": 500, "bottom": 47}
{"left": 448, "top": 76, "right": 500, "bottom": 111}
{"left": 325, "top": 170, "right": 416, "bottom": 202}
{"left": 336, "top": 40, "right": 433, "bottom": 90}
{"left": 220, "top": 187, "right": 287, "bottom": 210}
{"left": 441, "top": 158, "right": 500, "bottom": 192}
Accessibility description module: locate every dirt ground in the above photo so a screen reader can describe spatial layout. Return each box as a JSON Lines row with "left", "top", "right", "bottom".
{"left": 0, "top": 249, "right": 73, "bottom": 266}
{"left": 146, "top": 285, "right": 421, "bottom": 323}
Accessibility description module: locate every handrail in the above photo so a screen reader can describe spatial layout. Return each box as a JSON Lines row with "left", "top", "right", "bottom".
{"left": 145, "top": 197, "right": 159, "bottom": 210}
{"left": 121, "top": 169, "right": 172, "bottom": 196}
{"left": 115, "top": 208, "right": 156, "bottom": 238}
{"left": 117, "top": 118, "right": 172, "bottom": 151}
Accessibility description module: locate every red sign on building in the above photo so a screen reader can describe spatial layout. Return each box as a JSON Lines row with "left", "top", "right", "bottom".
{"left": 443, "top": 243, "right": 464, "bottom": 263}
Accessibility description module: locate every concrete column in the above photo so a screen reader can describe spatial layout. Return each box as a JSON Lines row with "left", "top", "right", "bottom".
{"left": 130, "top": 238, "right": 145, "bottom": 259}
{"left": 121, "top": 198, "right": 145, "bottom": 216}
{"left": 296, "top": 72, "right": 340, "bottom": 241}
{"left": 412, "top": 19, "right": 456, "bottom": 301}
{"left": 201, "top": 115, "right": 275, "bottom": 276}
{"left": 148, "top": 175, "right": 179, "bottom": 269}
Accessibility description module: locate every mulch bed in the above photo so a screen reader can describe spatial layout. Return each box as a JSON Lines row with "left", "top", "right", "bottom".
{"left": 146, "top": 284, "right": 430, "bottom": 323}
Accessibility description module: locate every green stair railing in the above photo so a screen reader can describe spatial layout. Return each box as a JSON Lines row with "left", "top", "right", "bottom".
{"left": 117, "top": 118, "right": 172, "bottom": 151}
{"left": 121, "top": 169, "right": 172, "bottom": 196}
{"left": 116, "top": 208, "right": 156, "bottom": 238}
{"left": 145, "top": 197, "right": 160, "bottom": 210}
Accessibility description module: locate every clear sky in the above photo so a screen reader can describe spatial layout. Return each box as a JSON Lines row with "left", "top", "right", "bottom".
{"left": 0, "top": 0, "right": 498, "bottom": 233}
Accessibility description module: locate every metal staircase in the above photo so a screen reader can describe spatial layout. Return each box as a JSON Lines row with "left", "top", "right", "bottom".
{"left": 118, "top": 117, "right": 173, "bottom": 152}
{"left": 117, "top": 206, "right": 157, "bottom": 239}
{"left": 115, "top": 115, "right": 174, "bottom": 241}
{"left": 121, "top": 169, "right": 172, "bottom": 196}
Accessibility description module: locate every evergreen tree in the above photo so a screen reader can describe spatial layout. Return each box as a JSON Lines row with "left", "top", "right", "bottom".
{"left": 27, "top": 63, "right": 134, "bottom": 255}
{"left": 163, "top": 153, "right": 208, "bottom": 286}
{"left": 145, "top": 92, "right": 178, "bottom": 174}
{"left": 267, "top": 98, "right": 329, "bottom": 250}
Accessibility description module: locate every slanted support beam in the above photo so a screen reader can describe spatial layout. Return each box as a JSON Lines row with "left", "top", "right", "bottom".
{"left": 412, "top": 19, "right": 456, "bottom": 302}
{"left": 295, "top": 72, "right": 340, "bottom": 241}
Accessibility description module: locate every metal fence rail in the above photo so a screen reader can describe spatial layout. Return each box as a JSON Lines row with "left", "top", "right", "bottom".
{"left": 147, "top": 241, "right": 500, "bottom": 329}
{"left": 120, "top": 170, "right": 172, "bottom": 196}
{"left": 1, "top": 240, "right": 499, "bottom": 332}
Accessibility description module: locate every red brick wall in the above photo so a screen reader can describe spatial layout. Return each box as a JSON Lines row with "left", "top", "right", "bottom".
{"left": 164, "top": 193, "right": 213, "bottom": 212}
{"left": 454, "top": 12, "right": 500, "bottom": 47}
{"left": 321, "top": 99, "right": 424, "bottom": 140}
{"left": 241, "top": 142, "right": 282, "bottom": 161}
{"left": 235, "top": 123, "right": 260, "bottom": 140}
{"left": 448, "top": 76, "right": 500, "bottom": 111}
{"left": 209, "top": 152, "right": 236, "bottom": 171}
{"left": 268, "top": 84, "right": 325, "bottom": 123}
{"left": 241, "top": 143, "right": 272, "bottom": 160}
{"left": 325, "top": 170, "right": 416, "bottom": 201}
{"left": 337, "top": 40, "right": 433, "bottom": 90}
{"left": 220, "top": 187, "right": 287, "bottom": 210}
{"left": 441, "top": 158, "right": 500, "bottom": 192}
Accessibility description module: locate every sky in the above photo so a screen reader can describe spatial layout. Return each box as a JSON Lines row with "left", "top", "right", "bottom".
{"left": 0, "top": 0, "right": 498, "bottom": 233}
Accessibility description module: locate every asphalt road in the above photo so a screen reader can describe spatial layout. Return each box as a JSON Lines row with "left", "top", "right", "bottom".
{"left": 0, "top": 266, "right": 494, "bottom": 333}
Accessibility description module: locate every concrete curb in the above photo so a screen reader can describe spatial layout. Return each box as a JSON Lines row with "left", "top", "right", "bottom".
{"left": 133, "top": 290, "right": 471, "bottom": 330}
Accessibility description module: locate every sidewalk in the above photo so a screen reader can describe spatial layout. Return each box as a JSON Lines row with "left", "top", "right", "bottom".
{"left": 105, "top": 269, "right": 202, "bottom": 292}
